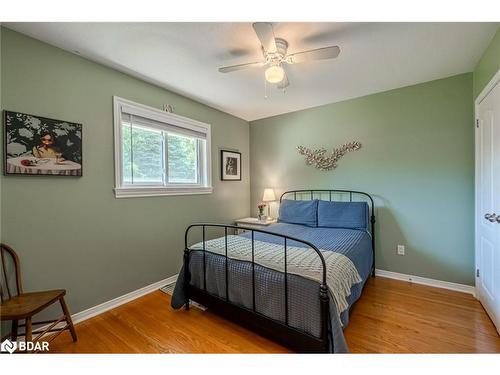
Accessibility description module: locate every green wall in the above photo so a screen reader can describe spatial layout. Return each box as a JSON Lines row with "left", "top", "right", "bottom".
{"left": 0, "top": 28, "right": 250, "bottom": 323}
{"left": 250, "top": 73, "right": 474, "bottom": 285}
{"left": 473, "top": 26, "right": 500, "bottom": 98}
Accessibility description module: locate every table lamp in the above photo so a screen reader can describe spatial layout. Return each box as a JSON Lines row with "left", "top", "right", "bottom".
{"left": 262, "top": 188, "right": 276, "bottom": 219}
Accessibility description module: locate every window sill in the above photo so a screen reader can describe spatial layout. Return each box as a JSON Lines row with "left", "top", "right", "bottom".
{"left": 114, "top": 186, "right": 213, "bottom": 198}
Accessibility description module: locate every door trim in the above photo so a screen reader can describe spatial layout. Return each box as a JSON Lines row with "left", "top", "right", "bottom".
{"left": 474, "top": 68, "right": 500, "bottom": 334}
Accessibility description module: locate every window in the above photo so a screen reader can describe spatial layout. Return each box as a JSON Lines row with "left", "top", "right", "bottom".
{"left": 113, "top": 96, "right": 212, "bottom": 198}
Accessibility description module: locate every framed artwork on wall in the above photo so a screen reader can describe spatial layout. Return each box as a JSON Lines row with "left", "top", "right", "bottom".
{"left": 220, "top": 150, "right": 241, "bottom": 181}
{"left": 4, "top": 110, "right": 83, "bottom": 176}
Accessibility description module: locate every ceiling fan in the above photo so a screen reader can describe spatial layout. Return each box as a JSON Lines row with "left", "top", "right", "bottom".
{"left": 218, "top": 22, "right": 341, "bottom": 90}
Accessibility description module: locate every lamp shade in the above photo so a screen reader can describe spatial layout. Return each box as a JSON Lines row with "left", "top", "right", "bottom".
{"left": 262, "top": 188, "right": 276, "bottom": 202}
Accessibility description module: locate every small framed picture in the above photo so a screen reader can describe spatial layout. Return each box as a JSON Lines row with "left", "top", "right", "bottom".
{"left": 220, "top": 150, "right": 241, "bottom": 181}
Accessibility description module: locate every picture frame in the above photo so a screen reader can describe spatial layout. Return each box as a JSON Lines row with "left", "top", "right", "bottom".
{"left": 4, "top": 110, "right": 83, "bottom": 176}
{"left": 220, "top": 150, "right": 241, "bottom": 181}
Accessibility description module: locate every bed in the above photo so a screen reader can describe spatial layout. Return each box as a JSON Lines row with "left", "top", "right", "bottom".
{"left": 171, "top": 189, "right": 375, "bottom": 353}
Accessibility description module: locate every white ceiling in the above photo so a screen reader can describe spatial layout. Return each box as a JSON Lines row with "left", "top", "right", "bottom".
{"left": 5, "top": 22, "right": 498, "bottom": 121}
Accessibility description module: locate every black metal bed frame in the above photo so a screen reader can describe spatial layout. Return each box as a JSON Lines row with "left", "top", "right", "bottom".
{"left": 182, "top": 189, "right": 375, "bottom": 353}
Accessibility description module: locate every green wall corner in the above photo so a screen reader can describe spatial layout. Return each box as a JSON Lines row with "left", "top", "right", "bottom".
{"left": 474, "top": 26, "right": 500, "bottom": 99}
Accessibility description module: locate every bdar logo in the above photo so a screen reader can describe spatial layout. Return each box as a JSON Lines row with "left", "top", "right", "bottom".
{"left": 1, "top": 339, "right": 17, "bottom": 354}
{"left": 1, "top": 339, "right": 49, "bottom": 353}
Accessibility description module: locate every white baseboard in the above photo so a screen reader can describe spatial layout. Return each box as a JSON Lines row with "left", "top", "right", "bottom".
{"left": 71, "top": 270, "right": 474, "bottom": 322}
{"left": 19, "top": 274, "right": 179, "bottom": 341}
{"left": 14, "top": 270, "right": 476, "bottom": 343}
{"left": 71, "top": 273, "right": 178, "bottom": 324}
{"left": 375, "top": 269, "right": 476, "bottom": 297}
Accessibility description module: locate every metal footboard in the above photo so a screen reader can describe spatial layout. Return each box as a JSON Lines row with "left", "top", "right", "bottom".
{"left": 183, "top": 223, "right": 330, "bottom": 353}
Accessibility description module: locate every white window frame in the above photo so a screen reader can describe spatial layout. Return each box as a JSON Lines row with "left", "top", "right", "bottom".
{"left": 113, "top": 96, "right": 212, "bottom": 198}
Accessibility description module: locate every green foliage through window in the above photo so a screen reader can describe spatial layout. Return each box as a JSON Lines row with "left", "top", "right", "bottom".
{"left": 122, "top": 123, "right": 200, "bottom": 185}
{"left": 168, "top": 133, "right": 197, "bottom": 184}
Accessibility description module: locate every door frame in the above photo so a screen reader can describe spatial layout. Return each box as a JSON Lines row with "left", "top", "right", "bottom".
{"left": 474, "top": 68, "right": 500, "bottom": 333}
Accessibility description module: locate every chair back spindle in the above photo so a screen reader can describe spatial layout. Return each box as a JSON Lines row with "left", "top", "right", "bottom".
{"left": 0, "top": 244, "right": 23, "bottom": 302}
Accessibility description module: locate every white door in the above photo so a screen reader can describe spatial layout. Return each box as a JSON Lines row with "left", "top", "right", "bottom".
{"left": 476, "top": 70, "right": 500, "bottom": 335}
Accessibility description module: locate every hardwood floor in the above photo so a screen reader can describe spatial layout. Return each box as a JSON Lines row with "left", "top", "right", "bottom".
{"left": 48, "top": 277, "right": 500, "bottom": 353}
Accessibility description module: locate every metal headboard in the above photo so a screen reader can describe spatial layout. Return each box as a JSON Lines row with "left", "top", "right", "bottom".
{"left": 280, "top": 189, "right": 376, "bottom": 276}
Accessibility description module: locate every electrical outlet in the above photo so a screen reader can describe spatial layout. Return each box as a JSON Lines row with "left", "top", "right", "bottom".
{"left": 397, "top": 245, "right": 405, "bottom": 255}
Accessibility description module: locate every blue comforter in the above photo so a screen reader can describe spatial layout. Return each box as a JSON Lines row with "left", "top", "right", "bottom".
{"left": 242, "top": 222, "right": 373, "bottom": 281}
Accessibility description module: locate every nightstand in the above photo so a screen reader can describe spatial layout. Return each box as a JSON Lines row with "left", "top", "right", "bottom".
{"left": 235, "top": 217, "right": 277, "bottom": 234}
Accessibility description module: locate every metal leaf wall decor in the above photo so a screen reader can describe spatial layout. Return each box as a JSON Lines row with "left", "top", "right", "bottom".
{"left": 297, "top": 141, "right": 362, "bottom": 171}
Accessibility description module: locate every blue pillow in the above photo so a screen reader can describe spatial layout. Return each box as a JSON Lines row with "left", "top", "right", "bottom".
{"left": 317, "top": 201, "right": 369, "bottom": 230}
{"left": 278, "top": 199, "right": 318, "bottom": 227}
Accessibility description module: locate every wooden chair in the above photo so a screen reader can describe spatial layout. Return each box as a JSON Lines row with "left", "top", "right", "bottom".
{"left": 0, "top": 243, "right": 77, "bottom": 352}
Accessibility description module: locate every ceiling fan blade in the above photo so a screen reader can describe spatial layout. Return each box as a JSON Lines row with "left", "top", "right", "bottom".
{"left": 252, "top": 22, "right": 277, "bottom": 53}
{"left": 218, "top": 61, "right": 265, "bottom": 73}
{"left": 277, "top": 71, "right": 289, "bottom": 89}
{"left": 285, "top": 46, "right": 340, "bottom": 64}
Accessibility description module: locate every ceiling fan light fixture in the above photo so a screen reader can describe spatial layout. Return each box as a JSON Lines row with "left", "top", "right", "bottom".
{"left": 265, "top": 65, "right": 285, "bottom": 83}
{"left": 218, "top": 23, "right": 341, "bottom": 93}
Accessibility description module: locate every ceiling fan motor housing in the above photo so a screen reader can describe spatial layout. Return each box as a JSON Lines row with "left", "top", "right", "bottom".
{"left": 264, "top": 38, "right": 288, "bottom": 65}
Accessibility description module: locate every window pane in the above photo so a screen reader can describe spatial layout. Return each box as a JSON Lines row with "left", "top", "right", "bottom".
{"left": 122, "top": 123, "right": 132, "bottom": 184}
{"left": 122, "top": 124, "right": 164, "bottom": 184}
{"left": 167, "top": 133, "right": 198, "bottom": 184}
